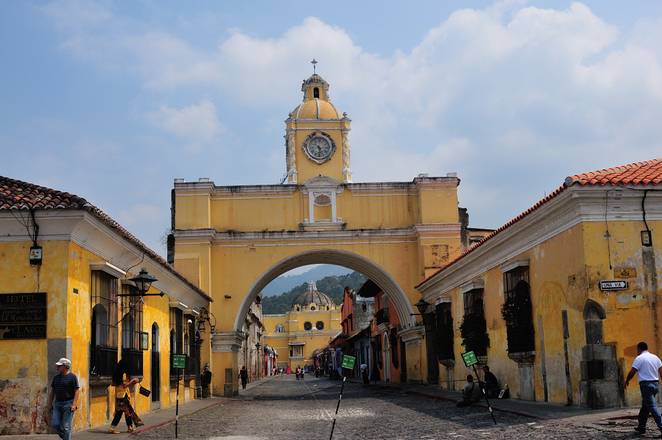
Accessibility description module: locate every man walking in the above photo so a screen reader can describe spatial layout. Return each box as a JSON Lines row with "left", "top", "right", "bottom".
{"left": 625, "top": 341, "right": 662, "bottom": 436}
{"left": 46, "top": 358, "right": 80, "bottom": 440}
{"left": 201, "top": 364, "right": 212, "bottom": 398}
{"left": 239, "top": 366, "right": 248, "bottom": 390}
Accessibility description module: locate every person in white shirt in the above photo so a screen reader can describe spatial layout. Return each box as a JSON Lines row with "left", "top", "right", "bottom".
{"left": 625, "top": 341, "right": 662, "bottom": 436}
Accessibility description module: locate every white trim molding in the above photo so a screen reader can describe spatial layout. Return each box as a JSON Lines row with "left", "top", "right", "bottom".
{"left": 500, "top": 259, "right": 530, "bottom": 273}
{"left": 90, "top": 262, "right": 126, "bottom": 278}
{"left": 460, "top": 279, "right": 485, "bottom": 294}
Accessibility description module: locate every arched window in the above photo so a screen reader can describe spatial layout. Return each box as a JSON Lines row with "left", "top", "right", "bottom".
{"left": 584, "top": 300, "right": 606, "bottom": 345}
{"left": 151, "top": 323, "right": 159, "bottom": 352}
{"left": 304, "top": 321, "right": 313, "bottom": 331}
{"left": 310, "top": 306, "right": 316, "bottom": 311}
{"left": 275, "top": 324, "right": 284, "bottom": 333}
{"left": 316, "top": 321, "right": 324, "bottom": 330}
{"left": 313, "top": 87, "right": 320, "bottom": 98}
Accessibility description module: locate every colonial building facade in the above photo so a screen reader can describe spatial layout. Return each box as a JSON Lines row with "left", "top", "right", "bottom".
{"left": 417, "top": 159, "right": 662, "bottom": 408}
{"left": 262, "top": 283, "right": 341, "bottom": 371}
{"left": 0, "top": 177, "right": 212, "bottom": 435}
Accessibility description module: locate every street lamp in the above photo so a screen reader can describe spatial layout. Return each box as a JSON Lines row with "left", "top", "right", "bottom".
{"left": 131, "top": 268, "right": 158, "bottom": 294}
{"left": 412, "top": 298, "right": 430, "bottom": 316}
{"left": 118, "top": 268, "right": 161, "bottom": 297}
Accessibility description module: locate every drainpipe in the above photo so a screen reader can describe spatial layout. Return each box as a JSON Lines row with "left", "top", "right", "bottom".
{"left": 641, "top": 190, "right": 659, "bottom": 353}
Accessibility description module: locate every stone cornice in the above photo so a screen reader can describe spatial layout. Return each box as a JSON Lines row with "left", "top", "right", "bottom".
{"left": 212, "top": 331, "right": 245, "bottom": 352}
{"left": 399, "top": 325, "right": 425, "bottom": 343}
{"left": 173, "top": 227, "right": 421, "bottom": 242}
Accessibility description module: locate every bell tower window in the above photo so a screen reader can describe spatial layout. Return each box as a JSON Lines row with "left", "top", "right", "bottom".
{"left": 313, "top": 87, "right": 320, "bottom": 98}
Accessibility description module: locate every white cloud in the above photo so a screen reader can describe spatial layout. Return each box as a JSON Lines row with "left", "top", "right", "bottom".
{"left": 40, "top": 1, "right": 662, "bottom": 228}
{"left": 146, "top": 100, "right": 222, "bottom": 148}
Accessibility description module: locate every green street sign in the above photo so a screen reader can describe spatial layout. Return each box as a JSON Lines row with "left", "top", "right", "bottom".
{"left": 172, "top": 354, "right": 186, "bottom": 369}
{"left": 461, "top": 351, "right": 478, "bottom": 368}
{"left": 341, "top": 354, "right": 356, "bottom": 370}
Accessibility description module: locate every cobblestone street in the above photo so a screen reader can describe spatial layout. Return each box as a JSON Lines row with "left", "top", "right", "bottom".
{"left": 136, "top": 376, "right": 657, "bottom": 439}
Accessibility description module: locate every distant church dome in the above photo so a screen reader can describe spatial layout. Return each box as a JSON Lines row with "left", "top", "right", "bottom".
{"left": 292, "top": 281, "right": 335, "bottom": 308}
{"left": 290, "top": 73, "right": 342, "bottom": 120}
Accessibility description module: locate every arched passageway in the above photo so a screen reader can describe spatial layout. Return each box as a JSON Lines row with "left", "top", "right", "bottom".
{"left": 234, "top": 249, "right": 416, "bottom": 332}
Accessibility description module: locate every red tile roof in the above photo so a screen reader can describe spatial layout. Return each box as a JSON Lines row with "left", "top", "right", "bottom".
{"left": 416, "top": 158, "right": 662, "bottom": 289}
{"left": 565, "top": 158, "right": 662, "bottom": 186}
{"left": 0, "top": 176, "right": 211, "bottom": 302}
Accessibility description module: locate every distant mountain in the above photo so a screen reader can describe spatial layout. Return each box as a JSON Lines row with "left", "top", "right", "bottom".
{"left": 260, "top": 264, "right": 353, "bottom": 297}
{"left": 261, "top": 271, "right": 367, "bottom": 315}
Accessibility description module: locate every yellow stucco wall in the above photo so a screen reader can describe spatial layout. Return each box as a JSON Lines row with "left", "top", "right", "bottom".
{"left": 176, "top": 182, "right": 460, "bottom": 234}
{"left": 0, "top": 240, "right": 68, "bottom": 435}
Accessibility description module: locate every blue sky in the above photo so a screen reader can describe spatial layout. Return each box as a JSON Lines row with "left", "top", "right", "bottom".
{"left": 1, "top": 1, "right": 661, "bottom": 255}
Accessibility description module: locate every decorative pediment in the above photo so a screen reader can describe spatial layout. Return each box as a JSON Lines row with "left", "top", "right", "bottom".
{"left": 302, "top": 175, "right": 343, "bottom": 193}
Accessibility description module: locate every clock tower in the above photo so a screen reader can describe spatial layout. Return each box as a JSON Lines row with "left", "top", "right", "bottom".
{"left": 285, "top": 71, "right": 351, "bottom": 184}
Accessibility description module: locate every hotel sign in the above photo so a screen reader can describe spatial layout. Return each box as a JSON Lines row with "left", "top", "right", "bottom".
{"left": 0, "top": 292, "right": 47, "bottom": 339}
{"left": 598, "top": 280, "right": 628, "bottom": 291}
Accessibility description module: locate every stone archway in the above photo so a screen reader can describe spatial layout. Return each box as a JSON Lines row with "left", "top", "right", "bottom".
{"left": 205, "top": 248, "right": 426, "bottom": 396}
{"left": 234, "top": 249, "right": 416, "bottom": 332}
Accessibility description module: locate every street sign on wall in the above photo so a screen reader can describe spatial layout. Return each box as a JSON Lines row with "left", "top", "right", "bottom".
{"left": 598, "top": 280, "right": 628, "bottom": 291}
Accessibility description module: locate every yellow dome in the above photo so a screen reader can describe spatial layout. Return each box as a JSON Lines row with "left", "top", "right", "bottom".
{"left": 292, "top": 99, "right": 341, "bottom": 120}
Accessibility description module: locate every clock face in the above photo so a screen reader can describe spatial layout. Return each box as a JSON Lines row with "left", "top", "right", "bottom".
{"left": 304, "top": 133, "right": 335, "bottom": 163}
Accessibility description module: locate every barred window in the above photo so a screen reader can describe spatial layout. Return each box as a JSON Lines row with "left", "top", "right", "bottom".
{"left": 502, "top": 266, "right": 535, "bottom": 353}
{"left": 435, "top": 302, "right": 454, "bottom": 361}
{"left": 90, "top": 271, "right": 118, "bottom": 377}
{"left": 460, "top": 289, "right": 489, "bottom": 356}
{"left": 121, "top": 283, "right": 144, "bottom": 376}
{"left": 170, "top": 308, "right": 184, "bottom": 379}
{"left": 185, "top": 316, "right": 200, "bottom": 379}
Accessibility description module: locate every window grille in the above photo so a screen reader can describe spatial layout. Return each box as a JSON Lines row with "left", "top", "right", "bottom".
{"left": 170, "top": 308, "right": 184, "bottom": 380}
{"left": 434, "top": 302, "right": 454, "bottom": 361}
{"left": 90, "top": 271, "right": 118, "bottom": 377}
{"left": 121, "top": 283, "right": 143, "bottom": 376}
{"left": 185, "top": 317, "right": 200, "bottom": 379}
{"left": 502, "top": 267, "right": 535, "bottom": 353}
{"left": 460, "top": 289, "right": 489, "bottom": 356}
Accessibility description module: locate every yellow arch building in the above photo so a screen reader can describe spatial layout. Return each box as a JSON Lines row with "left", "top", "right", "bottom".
{"left": 171, "top": 71, "right": 465, "bottom": 396}
{"left": 262, "top": 282, "right": 341, "bottom": 371}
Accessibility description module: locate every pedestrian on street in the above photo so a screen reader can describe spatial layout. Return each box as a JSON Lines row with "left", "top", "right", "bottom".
{"left": 457, "top": 374, "right": 481, "bottom": 407}
{"left": 201, "top": 364, "right": 212, "bottom": 398}
{"left": 625, "top": 341, "right": 662, "bottom": 436}
{"left": 45, "top": 358, "right": 80, "bottom": 440}
{"left": 482, "top": 365, "right": 500, "bottom": 398}
{"left": 360, "top": 363, "right": 369, "bottom": 385}
{"left": 109, "top": 359, "right": 143, "bottom": 434}
{"left": 240, "top": 366, "right": 248, "bottom": 390}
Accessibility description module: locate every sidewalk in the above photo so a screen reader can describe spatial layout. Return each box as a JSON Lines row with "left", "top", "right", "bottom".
{"left": 350, "top": 377, "right": 640, "bottom": 422}
{"left": 7, "top": 376, "right": 276, "bottom": 440}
